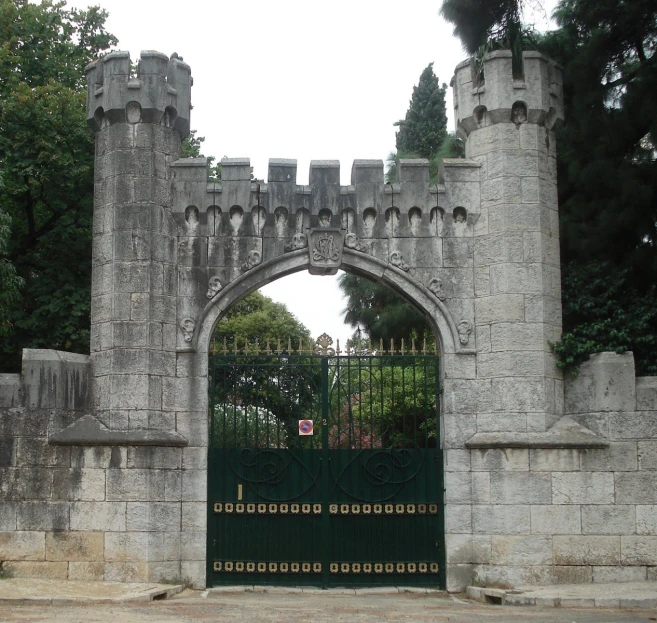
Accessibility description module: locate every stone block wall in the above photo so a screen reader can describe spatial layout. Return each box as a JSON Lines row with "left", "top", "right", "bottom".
{"left": 1, "top": 49, "right": 656, "bottom": 591}
{"left": 0, "top": 349, "right": 205, "bottom": 585}
{"left": 444, "top": 352, "right": 657, "bottom": 590}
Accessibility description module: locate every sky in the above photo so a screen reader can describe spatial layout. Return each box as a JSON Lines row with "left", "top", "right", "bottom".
{"left": 79, "top": 0, "right": 557, "bottom": 347}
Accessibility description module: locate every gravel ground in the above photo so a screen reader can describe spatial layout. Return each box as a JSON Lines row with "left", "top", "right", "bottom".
{"left": 1, "top": 590, "right": 656, "bottom": 623}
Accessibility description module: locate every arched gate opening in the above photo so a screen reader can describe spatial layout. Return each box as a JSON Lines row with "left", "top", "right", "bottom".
{"left": 200, "top": 254, "right": 450, "bottom": 588}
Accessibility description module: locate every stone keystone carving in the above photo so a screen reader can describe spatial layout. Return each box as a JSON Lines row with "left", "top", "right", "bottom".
{"left": 428, "top": 278, "right": 446, "bottom": 301}
{"left": 206, "top": 276, "right": 223, "bottom": 299}
{"left": 344, "top": 232, "right": 369, "bottom": 253}
{"left": 308, "top": 228, "right": 343, "bottom": 276}
{"left": 457, "top": 320, "right": 473, "bottom": 345}
{"left": 180, "top": 317, "right": 196, "bottom": 343}
{"left": 389, "top": 251, "right": 410, "bottom": 272}
{"left": 241, "top": 250, "right": 262, "bottom": 272}
{"left": 284, "top": 232, "right": 308, "bottom": 252}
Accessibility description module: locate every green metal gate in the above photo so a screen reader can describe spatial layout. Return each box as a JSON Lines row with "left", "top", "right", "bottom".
{"left": 207, "top": 335, "right": 445, "bottom": 588}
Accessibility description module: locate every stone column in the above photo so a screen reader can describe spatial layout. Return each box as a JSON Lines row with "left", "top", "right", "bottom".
{"left": 452, "top": 51, "right": 565, "bottom": 431}
{"left": 86, "top": 50, "right": 190, "bottom": 434}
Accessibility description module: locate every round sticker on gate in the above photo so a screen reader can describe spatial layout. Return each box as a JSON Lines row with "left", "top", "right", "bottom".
{"left": 298, "top": 419, "right": 314, "bottom": 436}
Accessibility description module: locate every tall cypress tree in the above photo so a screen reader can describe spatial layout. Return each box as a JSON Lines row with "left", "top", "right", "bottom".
{"left": 395, "top": 63, "right": 448, "bottom": 158}
{"left": 340, "top": 64, "right": 455, "bottom": 346}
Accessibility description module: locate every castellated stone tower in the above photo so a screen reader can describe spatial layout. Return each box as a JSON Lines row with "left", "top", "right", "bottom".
{"left": 451, "top": 50, "right": 565, "bottom": 433}
{"left": 86, "top": 51, "right": 192, "bottom": 436}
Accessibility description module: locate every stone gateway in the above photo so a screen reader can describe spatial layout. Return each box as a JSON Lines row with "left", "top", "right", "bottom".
{"left": 0, "top": 49, "right": 656, "bottom": 589}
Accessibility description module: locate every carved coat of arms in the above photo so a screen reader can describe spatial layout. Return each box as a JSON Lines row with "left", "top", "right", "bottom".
{"left": 308, "top": 228, "right": 343, "bottom": 275}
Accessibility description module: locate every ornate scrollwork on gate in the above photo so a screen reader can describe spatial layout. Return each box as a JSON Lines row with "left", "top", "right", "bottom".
{"left": 330, "top": 449, "right": 424, "bottom": 502}
{"left": 228, "top": 449, "right": 321, "bottom": 502}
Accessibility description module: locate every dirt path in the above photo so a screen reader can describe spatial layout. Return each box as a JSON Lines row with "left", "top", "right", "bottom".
{"left": 1, "top": 591, "right": 655, "bottom": 623}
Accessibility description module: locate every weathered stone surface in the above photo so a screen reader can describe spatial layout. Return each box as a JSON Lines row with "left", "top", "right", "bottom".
{"left": 70, "top": 502, "right": 127, "bottom": 532}
{"left": 50, "top": 414, "right": 188, "bottom": 447}
{"left": 553, "top": 536, "right": 620, "bottom": 565}
{"left": 554, "top": 565, "right": 593, "bottom": 584}
{"left": 181, "top": 560, "right": 205, "bottom": 589}
{"left": 529, "top": 449, "right": 579, "bottom": 471}
{"left": 126, "top": 502, "right": 181, "bottom": 531}
{"left": 581, "top": 505, "right": 636, "bottom": 535}
{"left": 16, "top": 502, "right": 70, "bottom": 531}
{"left": 552, "top": 473, "right": 614, "bottom": 505}
{"left": 491, "top": 535, "right": 553, "bottom": 565}
{"left": 620, "top": 536, "right": 657, "bottom": 565}
{"left": 444, "top": 449, "right": 471, "bottom": 472}
{"left": 636, "top": 505, "right": 657, "bottom": 535}
{"left": 51, "top": 468, "right": 106, "bottom": 501}
{"left": 476, "top": 412, "right": 528, "bottom": 433}
{"left": 615, "top": 473, "right": 657, "bottom": 504}
{"left": 564, "top": 352, "right": 636, "bottom": 414}
{"left": 0, "top": 531, "right": 45, "bottom": 561}
{"left": 472, "top": 505, "right": 530, "bottom": 534}
{"left": 530, "top": 505, "right": 581, "bottom": 534}
{"left": 580, "top": 443, "right": 638, "bottom": 471}
{"left": 445, "top": 472, "right": 472, "bottom": 504}
{"left": 104, "top": 561, "right": 149, "bottom": 582}
{"left": 445, "top": 505, "right": 472, "bottom": 535}
{"left": 45, "top": 531, "right": 104, "bottom": 562}
{"left": 104, "top": 532, "right": 150, "bottom": 562}
{"left": 0, "top": 501, "right": 16, "bottom": 530}
{"left": 635, "top": 377, "right": 657, "bottom": 411}
{"left": 1, "top": 561, "right": 68, "bottom": 579}
{"left": 592, "top": 565, "right": 648, "bottom": 583}
{"left": 638, "top": 441, "right": 657, "bottom": 470}
{"left": 490, "top": 472, "right": 552, "bottom": 504}
{"left": 106, "top": 468, "right": 165, "bottom": 501}
{"left": 609, "top": 413, "right": 657, "bottom": 439}
{"left": 470, "top": 448, "right": 529, "bottom": 471}
{"left": 68, "top": 561, "right": 105, "bottom": 581}
{"left": 446, "top": 534, "right": 475, "bottom": 563}
{"left": 181, "top": 502, "right": 205, "bottom": 532}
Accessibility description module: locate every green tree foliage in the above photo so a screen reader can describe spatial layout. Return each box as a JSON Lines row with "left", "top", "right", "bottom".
{"left": 181, "top": 130, "right": 221, "bottom": 180}
{"left": 0, "top": 0, "right": 116, "bottom": 371}
{"left": 0, "top": 209, "right": 23, "bottom": 337}
{"left": 552, "top": 262, "right": 657, "bottom": 375}
{"left": 540, "top": 0, "right": 657, "bottom": 374}
{"left": 440, "top": 0, "right": 657, "bottom": 374}
{"left": 539, "top": 0, "right": 657, "bottom": 272}
{"left": 342, "top": 64, "right": 460, "bottom": 346}
{"left": 440, "top": 0, "right": 524, "bottom": 53}
{"left": 212, "top": 291, "right": 313, "bottom": 352}
{"left": 210, "top": 291, "right": 317, "bottom": 449}
{"left": 441, "top": 0, "right": 540, "bottom": 77}
{"left": 339, "top": 273, "right": 434, "bottom": 346}
{"left": 539, "top": 0, "right": 657, "bottom": 374}
{"left": 395, "top": 63, "right": 449, "bottom": 159}
{"left": 329, "top": 360, "right": 438, "bottom": 449}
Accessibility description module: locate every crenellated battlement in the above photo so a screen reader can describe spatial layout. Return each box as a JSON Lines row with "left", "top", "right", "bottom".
{"left": 170, "top": 156, "right": 482, "bottom": 241}
{"left": 86, "top": 50, "right": 192, "bottom": 137}
{"left": 451, "top": 50, "right": 563, "bottom": 137}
